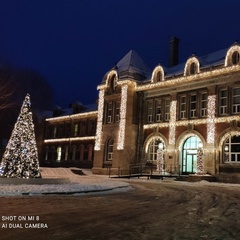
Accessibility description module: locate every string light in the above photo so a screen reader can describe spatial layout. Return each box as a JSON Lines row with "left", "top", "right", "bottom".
{"left": 44, "top": 136, "right": 96, "bottom": 143}
{"left": 151, "top": 65, "right": 165, "bottom": 82}
{"left": 94, "top": 89, "right": 105, "bottom": 150}
{"left": 224, "top": 45, "right": 240, "bottom": 66}
{"left": 117, "top": 85, "right": 128, "bottom": 150}
{"left": 169, "top": 100, "right": 177, "bottom": 145}
{"left": 184, "top": 56, "right": 200, "bottom": 76}
{"left": 207, "top": 95, "right": 216, "bottom": 144}
{"left": 46, "top": 111, "right": 97, "bottom": 122}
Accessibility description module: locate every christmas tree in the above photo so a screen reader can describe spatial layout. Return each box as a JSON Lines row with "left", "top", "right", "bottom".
{"left": 0, "top": 94, "right": 41, "bottom": 178}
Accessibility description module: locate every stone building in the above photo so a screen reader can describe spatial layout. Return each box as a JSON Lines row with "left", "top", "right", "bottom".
{"left": 43, "top": 39, "right": 240, "bottom": 182}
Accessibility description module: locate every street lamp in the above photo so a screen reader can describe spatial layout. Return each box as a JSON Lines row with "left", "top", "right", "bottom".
{"left": 196, "top": 141, "right": 204, "bottom": 174}
{"left": 224, "top": 145, "right": 229, "bottom": 162}
{"left": 157, "top": 142, "right": 164, "bottom": 174}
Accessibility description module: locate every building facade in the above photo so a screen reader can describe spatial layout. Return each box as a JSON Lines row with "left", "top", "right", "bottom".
{"left": 42, "top": 40, "right": 240, "bottom": 182}
{"left": 42, "top": 102, "right": 97, "bottom": 168}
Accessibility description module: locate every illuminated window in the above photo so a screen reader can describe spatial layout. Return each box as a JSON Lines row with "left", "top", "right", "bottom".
{"left": 219, "top": 89, "right": 228, "bottom": 115}
{"left": 155, "top": 99, "right": 161, "bottom": 122}
{"left": 147, "top": 100, "right": 153, "bottom": 123}
{"left": 147, "top": 138, "right": 163, "bottom": 161}
{"left": 223, "top": 136, "right": 240, "bottom": 162}
{"left": 106, "top": 138, "right": 114, "bottom": 161}
{"left": 74, "top": 123, "right": 79, "bottom": 137}
{"left": 232, "top": 87, "right": 240, "bottom": 114}
{"left": 57, "top": 146, "right": 62, "bottom": 162}
{"left": 232, "top": 51, "right": 240, "bottom": 65}
{"left": 200, "top": 92, "right": 207, "bottom": 117}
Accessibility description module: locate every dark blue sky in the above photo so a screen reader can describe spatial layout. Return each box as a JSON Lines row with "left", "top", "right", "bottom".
{"left": 0, "top": 0, "right": 240, "bottom": 107}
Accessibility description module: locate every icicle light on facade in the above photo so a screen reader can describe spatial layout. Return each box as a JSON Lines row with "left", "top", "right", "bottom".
{"left": 44, "top": 136, "right": 96, "bottom": 143}
{"left": 94, "top": 90, "right": 105, "bottom": 150}
{"left": 46, "top": 111, "right": 97, "bottom": 122}
{"left": 117, "top": 85, "right": 128, "bottom": 150}
{"left": 169, "top": 100, "right": 177, "bottom": 145}
{"left": 207, "top": 95, "right": 216, "bottom": 144}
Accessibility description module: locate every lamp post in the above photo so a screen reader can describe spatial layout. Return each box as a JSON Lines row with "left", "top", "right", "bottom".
{"left": 196, "top": 141, "right": 204, "bottom": 174}
{"left": 157, "top": 142, "right": 164, "bottom": 174}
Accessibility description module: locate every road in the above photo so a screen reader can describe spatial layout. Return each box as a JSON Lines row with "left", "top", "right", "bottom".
{"left": 1, "top": 179, "right": 240, "bottom": 240}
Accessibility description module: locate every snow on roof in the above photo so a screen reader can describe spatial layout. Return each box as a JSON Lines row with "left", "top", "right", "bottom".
{"left": 116, "top": 50, "right": 152, "bottom": 79}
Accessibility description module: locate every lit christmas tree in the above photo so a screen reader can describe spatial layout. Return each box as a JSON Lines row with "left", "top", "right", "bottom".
{"left": 0, "top": 94, "right": 41, "bottom": 178}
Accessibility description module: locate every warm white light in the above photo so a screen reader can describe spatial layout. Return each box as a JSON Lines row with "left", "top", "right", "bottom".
{"left": 158, "top": 142, "right": 164, "bottom": 150}
{"left": 94, "top": 90, "right": 105, "bottom": 150}
{"left": 169, "top": 100, "right": 176, "bottom": 145}
{"left": 151, "top": 65, "right": 165, "bottom": 82}
{"left": 184, "top": 56, "right": 200, "bottom": 76}
{"left": 117, "top": 85, "right": 128, "bottom": 150}
{"left": 207, "top": 95, "right": 216, "bottom": 144}
{"left": 44, "top": 136, "right": 96, "bottom": 143}
{"left": 225, "top": 45, "right": 240, "bottom": 66}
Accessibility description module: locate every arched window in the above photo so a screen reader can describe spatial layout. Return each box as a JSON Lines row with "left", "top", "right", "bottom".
{"left": 155, "top": 71, "right": 162, "bottom": 82}
{"left": 57, "top": 146, "right": 62, "bottom": 162}
{"left": 147, "top": 138, "right": 164, "bottom": 161}
{"left": 80, "top": 145, "right": 84, "bottom": 161}
{"left": 88, "top": 144, "right": 93, "bottom": 161}
{"left": 72, "top": 145, "right": 76, "bottom": 161}
{"left": 190, "top": 62, "right": 197, "bottom": 75}
{"left": 64, "top": 145, "right": 68, "bottom": 161}
{"left": 105, "top": 138, "right": 114, "bottom": 161}
{"left": 232, "top": 51, "right": 240, "bottom": 65}
{"left": 223, "top": 135, "right": 240, "bottom": 162}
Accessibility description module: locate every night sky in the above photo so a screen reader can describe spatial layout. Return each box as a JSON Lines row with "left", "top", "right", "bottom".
{"left": 0, "top": 0, "right": 240, "bottom": 108}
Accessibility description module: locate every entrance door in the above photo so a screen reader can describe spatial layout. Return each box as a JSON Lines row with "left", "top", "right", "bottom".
{"left": 182, "top": 136, "right": 200, "bottom": 174}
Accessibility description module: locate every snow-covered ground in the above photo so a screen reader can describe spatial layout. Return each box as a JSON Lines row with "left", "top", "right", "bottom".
{"left": 0, "top": 167, "right": 131, "bottom": 196}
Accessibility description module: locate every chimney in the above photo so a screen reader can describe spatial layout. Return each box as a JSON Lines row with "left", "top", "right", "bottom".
{"left": 168, "top": 36, "right": 179, "bottom": 67}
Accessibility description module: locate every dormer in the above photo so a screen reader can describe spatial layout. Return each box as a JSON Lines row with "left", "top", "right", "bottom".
{"left": 225, "top": 43, "right": 240, "bottom": 67}
{"left": 151, "top": 65, "right": 165, "bottom": 83}
{"left": 184, "top": 56, "right": 200, "bottom": 76}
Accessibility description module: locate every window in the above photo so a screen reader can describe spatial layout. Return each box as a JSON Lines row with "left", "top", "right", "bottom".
{"left": 155, "top": 71, "right": 162, "bottom": 82}
{"left": 219, "top": 89, "right": 228, "bottom": 115}
{"left": 223, "top": 136, "right": 240, "bottom": 162}
{"left": 53, "top": 126, "right": 57, "bottom": 138}
{"left": 57, "top": 146, "right": 62, "bottom": 162}
{"left": 106, "top": 138, "right": 114, "bottom": 161}
{"left": 44, "top": 147, "right": 49, "bottom": 161}
{"left": 190, "top": 94, "right": 197, "bottom": 118}
{"left": 79, "top": 121, "right": 87, "bottom": 136}
{"left": 64, "top": 145, "right": 68, "bottom": 161}
{"left": 232, "top": 87, "right": 240, "bottom": 114}
{"left": 155, "top": 100, "right": 161, "bottom": 122}
{"left": 232, "top": 51, "right": 240, "bottom": 65}
{"left": 107, "top": 102, "right": 113, "bottom": 123}
{"left": 115, "top": 101, "right": 120, "bottom": 122}
{"left": 147, "top": 100, "right": 153, "bottom": 123}
{"left": 200, "top": 92, "right": 207, "bottom": 117}
{"left": 147, "top": 138, "right": 163, "bottom": 161}
{"left": 180, "top": 95, "right": 187, "bottom": 119}
{"left": 190, "top": 62, "right": 197, "bottom": 75}
{"left": 164, "top": 98, "right": 170, "bottom": 121}
{"left": 74, "top": 123, "right": 79, "bottom": 137}
{"left": 72, "top": 145, "right": 76, "bottom": 161}
{"left": 89, "top": 120, "right": 96, "bottom": 135}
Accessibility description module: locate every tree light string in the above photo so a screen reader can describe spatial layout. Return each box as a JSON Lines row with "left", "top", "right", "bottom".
{"left": 117, "top": 85, "right": 128, "bottom": 150}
